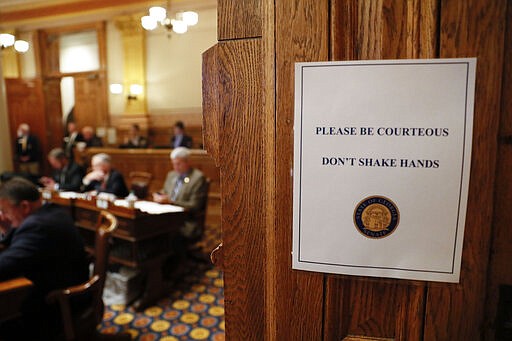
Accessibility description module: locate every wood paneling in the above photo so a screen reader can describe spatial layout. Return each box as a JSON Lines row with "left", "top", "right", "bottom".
{"left": 423, "top": 1, "right": 507, "bottom": 340}
{"left": 486, "top": 2, "right": 512, "bottom": 340}
{"left": 74, "top": 73, "right": 109, "bottom": 128}
{"left": 274, "top": 1, "right": 329, "bottom": 340}
{"left": 217, "top": 0, "right": 262, "bottom": 40}
{"left": 5, "top": 78, "right": 49, "bottom": 174}
{"left": 202, "top": 45, "right": 221, "bottom": 167}
{"left": 214, "top": 39, "right": 266, "bottom": 340}
{"left": 325, "top": 1, "right": 437, "bottom": 339}
{"left": 206, "top": 0, "right": 510, "bottom": 339}
{"left": 42, "top": 78, "right": 65, "bottom": 151}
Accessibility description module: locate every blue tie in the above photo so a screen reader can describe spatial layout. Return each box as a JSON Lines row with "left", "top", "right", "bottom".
{"left": 171, "top": 176, "right": 184, "bottom": 201}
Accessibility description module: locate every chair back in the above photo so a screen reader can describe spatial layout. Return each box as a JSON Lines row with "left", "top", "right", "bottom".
{"left": 91, "top": 211, "right": 117, "bottom": 320}
{"left": 46, "top": 210, "right": 118, "bottom": 340}
{"left": 129, "top": 171, "right": 152, "bottom": 199}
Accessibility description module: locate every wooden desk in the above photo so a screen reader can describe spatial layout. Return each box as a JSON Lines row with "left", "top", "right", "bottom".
{"left": 76, "top": 147, "right": 221, "bottom": 227}
{"left": 50, "top": 195, "right": 185, "bottom": 309}
{"left": 0, "top": 277, "right": 33, "bottom": 322}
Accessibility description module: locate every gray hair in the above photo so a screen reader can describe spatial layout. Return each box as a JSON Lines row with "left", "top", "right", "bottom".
{"left": 92, "top": 153, "right": 111, "bottom": 165}
{"left": 0, "top": 177, "right": 40, "bottom": 204}
{"left": 48, "top": 147, "right": 67, "bottom": 160}
{"left": 170, "top": 147, "right": 190, "bottom": 160}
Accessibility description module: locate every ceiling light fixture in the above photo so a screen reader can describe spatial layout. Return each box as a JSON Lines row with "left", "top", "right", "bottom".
{"left": 0, "top": 33, "right": 29, "bottom": 53}
{"left": 140, "top": 0, "right": 198, "bottom": 35}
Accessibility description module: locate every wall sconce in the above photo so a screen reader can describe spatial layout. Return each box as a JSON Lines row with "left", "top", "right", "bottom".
{"left": 0, "top": 33, "right": 29, "bottom": 53}
{"left": 109, "top": 83, "right": 123, "bottom": 94}
{"left": 127, "top": 84, "right": 143, "bottom": 100}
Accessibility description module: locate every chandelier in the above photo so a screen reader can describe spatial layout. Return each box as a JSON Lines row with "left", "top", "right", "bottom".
{"left": 140, "top": 0, "right": 198, "bottom": 34}
{"left": 0, "top": 33, "right": 29, "bottom": 53}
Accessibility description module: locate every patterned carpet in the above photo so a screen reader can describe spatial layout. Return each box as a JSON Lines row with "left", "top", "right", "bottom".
{"left": 98, "top": 226, "right": 224, "bottom": 341}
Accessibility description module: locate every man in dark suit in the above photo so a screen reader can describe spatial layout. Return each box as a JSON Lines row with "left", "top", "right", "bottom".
{"left": 14, "top": 123, "right": 40, "bottom": 176}
{"left": 119, "top": 123, "right": 149, "bottom": 148}
{"left": 0, "top": 177, "right": 89, "bottom": 339}
{"left": 63, "top": 121, "right": 84, "bottom": 159}
{"left": 82, "top": 153, "right": 129, "bottom": 197}
{"left": 170, "top": 121, "right": 193, "bottom": 149}
{"left": 40, "top": 148, "right": 85, "bottom": 192}
{"left": 81, "top": 126, "right": 103, "bottom": 147}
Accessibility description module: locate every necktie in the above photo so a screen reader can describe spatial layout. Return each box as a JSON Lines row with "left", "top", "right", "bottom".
{"left": 171, "top": 176, "right": 184, "bottom": 201}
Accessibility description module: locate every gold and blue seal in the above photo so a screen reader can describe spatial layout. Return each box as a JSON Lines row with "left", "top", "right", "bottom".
{"left": 353, "top": 196, "right": 400, "bottom": 239}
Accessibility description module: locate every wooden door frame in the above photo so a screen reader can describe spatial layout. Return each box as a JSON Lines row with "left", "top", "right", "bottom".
{"left": 205, "top": 0, "right": 509, "bottom": 339}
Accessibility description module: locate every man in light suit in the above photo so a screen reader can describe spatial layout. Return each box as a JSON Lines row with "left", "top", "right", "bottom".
{"left": 153, "top": 147, "right": 208, "bottom": 239}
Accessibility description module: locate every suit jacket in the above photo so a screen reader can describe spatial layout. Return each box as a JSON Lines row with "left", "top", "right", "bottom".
{"left": 83, "top": 169, "right": 129, "bottom": 197}
{"left": 0, "top": 203, "right": 89, "bottom": 289}
{"left": 163, "top": 168, "right": 207, "bottom": 238}
{"left": 119, "top": 136, "right": 148, "bottom": 149}
{"left": 63, "top": 132, "right": 84, "bottom": 157}
{"left": 84, "top": 136, "right": 103, "bottom": 147}
{"left": 171, "top": 134, "right": 193, "bottom": 148}
{"left": 0, "top": 203, "right": 89, "bottom": 337}
{"left": 52, "top": 161, "right": 85, "bottom": 191}
{"left": 15, "top": 134, "right": 40, "bottom": 163}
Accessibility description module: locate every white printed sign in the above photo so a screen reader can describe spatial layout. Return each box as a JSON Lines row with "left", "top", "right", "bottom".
{"left": 293, "top": 59, "right": 476, "bottom": 282}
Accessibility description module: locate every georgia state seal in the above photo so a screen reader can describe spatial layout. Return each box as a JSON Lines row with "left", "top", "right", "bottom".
{"left": 353, "top": 196, "right": 400, "bottom": 239}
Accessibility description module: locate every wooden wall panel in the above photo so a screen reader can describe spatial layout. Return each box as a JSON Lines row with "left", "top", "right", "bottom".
{"left": 325, "top": 1, "right": 437, "bottom": 339}
{"left": 205, "top": 39, "right": 266, "bottom": 340}
{"left": 202, "top": 45, "right": 221, "bottom": 167}
{"left": 42, "top": 78, "right": 65, "bottom": 152}
{"left": 217, "top": 0, "right": 262, "bottom": 40}
{"left": 274, "top": 1, "right": 329, "bottom": 341}
{"left": 5, "top": 78, "right": 49, "bottom": 174}
{"left": 74, "top": 73, "right": 109, "bottom": 128}
{"left": 485, "top": 2, "right": 512, "bottom": 340}
{"left": 424, "top": 0, "right": 507, "bottom": 340}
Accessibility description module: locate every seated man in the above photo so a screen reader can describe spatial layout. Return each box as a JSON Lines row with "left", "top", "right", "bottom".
{"left": 153, "top": 147, "right": 208, "bottom": 239}
{"left": 119, "top": 123, "right": 149, "bottom": 149}
{"left": 82, "top": 153, "right": 129, "bottom": 197}
{"left": 170, "top": 121, "right": 193, "bottom": 149}
{"left": 81, "top": 126, "right": 103, "bottom": 147}
{"left": 40, "top": 147, "right": 85, "bottom": 192}
{"left": 0, "top": 177, "right": 89, "bottom": 339}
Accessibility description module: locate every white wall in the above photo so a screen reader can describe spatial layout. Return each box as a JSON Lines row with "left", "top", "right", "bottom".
{"left": 146, "top": 7, "right": 217, "bottom": 112}
{"left": 108, "top": 7, "right": 217, "bottom": 116}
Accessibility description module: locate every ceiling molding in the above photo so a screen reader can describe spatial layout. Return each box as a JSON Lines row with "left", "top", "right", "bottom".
{"left": 0, "top": 0, "right": 216, "bottom": 31}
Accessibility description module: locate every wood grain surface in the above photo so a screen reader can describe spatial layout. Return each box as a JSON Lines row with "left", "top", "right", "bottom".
{"left": 485, "top": 2, "right": 512, "bottom": 340}
{"left": 274, "top": 1, "right": 329, "bottom": 340}
{"left": 424, "top": 1, "right": 507, "bottom": 340}
{"left": 206, "top": 0, "right": 511, "bottom": 339}
{"left": 217, "top": 0, "right": 262, "bottom": 41}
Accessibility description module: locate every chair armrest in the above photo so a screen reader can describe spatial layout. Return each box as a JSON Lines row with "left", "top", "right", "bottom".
{"left": 46, "top": 275, "right": 100, "bottom": 302}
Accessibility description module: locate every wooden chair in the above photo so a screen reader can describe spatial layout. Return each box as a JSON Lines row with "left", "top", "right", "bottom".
{"left": 46, "top": 211, "right": 129, "bottom": 341}
{"left": 128, "top": 171, "right": 152, "bottom": 199}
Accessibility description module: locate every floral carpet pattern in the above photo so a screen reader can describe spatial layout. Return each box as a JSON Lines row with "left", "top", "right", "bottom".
{"left": 99, "top": 223, "right": 224, "bottom": 340}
